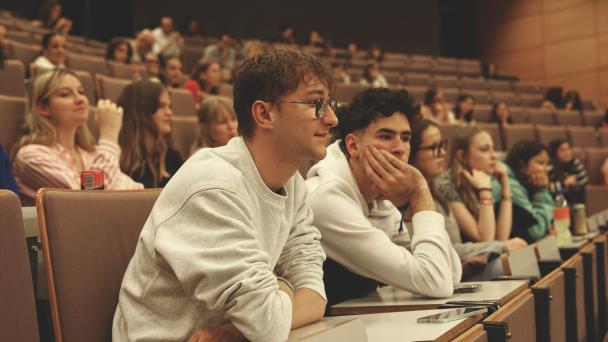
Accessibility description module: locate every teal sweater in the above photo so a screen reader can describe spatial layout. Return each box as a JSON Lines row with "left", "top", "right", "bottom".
{"left": 492, "top": 163, "right": 554, "bottom": 241}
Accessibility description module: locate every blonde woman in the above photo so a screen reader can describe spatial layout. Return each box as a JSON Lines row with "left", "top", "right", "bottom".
{"left": 433, "top": 126, "right": 512, "bottom": 242}
{"left": 12, "top": 69, "right": 142, "bottom": 205}
{"left": 190, "top": 96, "right": 238, "bottom": 155}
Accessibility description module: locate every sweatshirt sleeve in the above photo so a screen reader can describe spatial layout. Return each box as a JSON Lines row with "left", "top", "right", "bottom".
{"left": 93, "top": 140, "right": 143, "bottom": 190}
{"left": 309, "top": 181, "right": 457, "bottom": 298}
{"left": 510, "top": 176, "right": 554, "bottom": 241}
{"left": 13, "top": 145, "right": 82, "bottom": 190}
{"left": 275, "top": 183, "right": 326, "bottom": 300}
{"left": 153, "top": 189, "right": 292, "bottom": 342}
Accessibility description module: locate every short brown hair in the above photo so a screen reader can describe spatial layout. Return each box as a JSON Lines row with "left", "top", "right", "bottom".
{"left": 233, "top": 48, "right": 333, "bottom": 139}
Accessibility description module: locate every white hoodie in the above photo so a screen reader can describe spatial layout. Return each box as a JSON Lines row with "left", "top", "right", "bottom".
{"left": 306, "top": 141, "right": 461, "bottom": 299}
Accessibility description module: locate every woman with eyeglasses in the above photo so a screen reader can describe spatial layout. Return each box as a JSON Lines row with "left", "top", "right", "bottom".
{"left": 432, "top": 126, "right": 514, "bottom": 243}
{"left": 409, "top": 119, "right": 526, "bottom": 279}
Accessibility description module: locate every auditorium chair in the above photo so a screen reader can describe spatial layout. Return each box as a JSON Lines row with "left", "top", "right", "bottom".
{"left": 379, "top": 60, "right": 405, "bottom": 73}
{"left": 0, "top": 190, "right": 40, "bottom": 342}
{"left": 452, "top": 325, "right": 488, "bottom": 342}
{"left": 73, "top": 70, "right": 96, "bottom": 103}
{"left": 513, "top": 82, "right": 542, "bottom": 95}
{"left": 599, "top": 130, "right": 608, "bottom": 146}
{"left": 7, "top": 29, "right": 37, "bottom": 45}
{"left": 383, "top": 52, "right": 408, "bottom": 62}
{"left": 334, "top": 84, "right": 367, "bottom": 104}
{"left": 472, "top": 104, "right": 492, "bottom": 122}
{"left": 382, "top": 70, "right": 403, "bottom": 85}
{"left": 0, "top": 59, "right": 26, "bottom": 97}
{"left": 491, "top": 91, "right": 518, "bottom": 106}
{"left": 476, "top": 122, "right": 503, "bottom": 151}
{"left": 168, "top": 88, "right": 197, "bottom": 116}
{"left": 555, "top": 109, "right": 583, "bottom": 126}
{"left": 582, "top": 111, "right": 604, "bottom": 127}
{"left": 487, "top": 79, "right": 512, "bottom": 92}
{"left": 583, "top": 148, "right": 608, "bottom": 184}
{"left": 36, "top": 188, "right": 161, "bottom": 342}
{"left": 403, "top": 72, "right": 432, "bottom": 87}
{"left": 501, "top": 245, "right": 541, "bottom": 279}
{"left": 502, "top": 124, "right": 535, "bottom": 150}
{"left": 183, "top": 36, "right": 205, "bottom": 47}
{"left": 95, "top": 74, "right": 130, "bottom": 103}
{"left": 403, "top": 61, "right": 432, "bottom": 73}
{"left": 218, "top": 83, "right": 233, "bottom": 98}
{"left": 481, "top": 290, "right": 537, "bottom": 342}
{"left": 11, "top": 40, "right": 40, "bottom": 71}
{"left": 107, "top": 61, "right": 140, "bottom": 80}
{"left": 172, "top": 116, "right": 198, "bottom": 159}
{"left": 531, "top": 268, "right": 566, "bottom": 342}
{"left": 567, "top": 126, "right": 599, "bottom": 148}
{"left": 67, "top": 53, "right": 108, "bottom": 76}
{"left": 519, "top": 93, "right": 543, "bottom": 108}
{"left": 509, "top": 106, "right": 527, "bottom": 123}
{"left": 181, "top": 46, "right": 205, "bottom": 74}
{"left": 432, "top": 74, "right": 459, "bottom": 88}
{"left": 441, "top": 87, "right": 459, "bottom": 102}
{"left": 460, "top": 77, "right": 487, "bottom": 91}
{"left": 433, "top": 63, "right": 458, "bottom": 75}
{"left": 534, "top": 125, "right": 568, "bottom": 146}
{"left": 527, "top": 109, "right": 555, "bottom": 125}
{"left": 467, "top": 89, "right": 491, "bottom": 104}
{"left": 0, "top": 94, "right": 26, "bottom": 152}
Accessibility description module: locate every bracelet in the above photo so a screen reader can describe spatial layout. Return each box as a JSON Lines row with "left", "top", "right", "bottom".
{"left": 501, "top": 193, "right": 513, "bottom": 201}
{"left": 479, "top": 196, "right": 494, "bottom": 205}
{"left": 475, "top": 187, "right": 492, "bottom": 193}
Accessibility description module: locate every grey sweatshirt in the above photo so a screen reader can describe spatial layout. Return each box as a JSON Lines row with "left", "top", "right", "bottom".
{"left": 112, "top": 137, "right": 326, "bottom": 342}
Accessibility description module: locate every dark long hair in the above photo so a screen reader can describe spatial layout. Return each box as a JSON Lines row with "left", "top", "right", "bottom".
{"left": 105, "top": 37, "right": 133, "bottom": 64}
{"left": 505, "top": 140, "right": 549, "bottom": 195}
{"left": 453, "top": 94, "right": 474, "bottom": 122}
{"left": 191, "top": 60, "right": 220, "bottom": 94}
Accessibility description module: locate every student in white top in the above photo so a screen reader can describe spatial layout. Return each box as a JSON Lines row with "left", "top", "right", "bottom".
{"left": 32, "top": 32, "right": 67, "bottom": 71}
{"left": 306, "top": 88, "right": 461, "bottom": 306}
{"left": 113, "top": 49, "right": 337, "bottom": 342}
{"left": 152, "top": 16, "right": 184, "bottom": 58}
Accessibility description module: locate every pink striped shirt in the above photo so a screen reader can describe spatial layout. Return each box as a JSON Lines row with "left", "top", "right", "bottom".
{"left": 13, "top": 139, "right": 143, "bottom": 205}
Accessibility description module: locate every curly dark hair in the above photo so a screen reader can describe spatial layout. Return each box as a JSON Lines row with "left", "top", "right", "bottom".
{"left": 334, "top": 87, "right": 421, "bottom": 157}
{"left": 105, "top": 37, "right": 133, "bottom": 64}
{"left": 505, "top": 140, "right": 548, "bottom": 194}
{"left": 233, "top": 48, "right": 333, "bottom": 139}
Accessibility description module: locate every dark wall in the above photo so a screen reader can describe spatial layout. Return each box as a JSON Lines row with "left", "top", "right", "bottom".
{"left": 132, "top": 0, "right": 441, "bottom": 54}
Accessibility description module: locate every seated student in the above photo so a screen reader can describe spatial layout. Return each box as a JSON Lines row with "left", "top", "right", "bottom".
{"left": 158, "top": 54, "right": 183, "bottom": 88}
{"left": 190, "top": 96, "right": 237, "bottom": 155}
{"left": 129, "top": 29, "right": 155, "bottom": 64}
{"left": 331, "top": 62, "right": 351, "bottom": 85}
{"left": 33, "top": 32, "right": 67, "bottom": 71}
{"left": 562, "top": 90, "right": 582, "bottom": 111}
{"left": 421, "top": 88, "right": 456, "bottom": 124}
{"left": 490, "top": 101, "right": 513, "bottom": 126}
{"left": 37, "top": 0, "right": 72, "bottom": 34}
{"left": 141, "top": 52, "right": 160, "bottom": 82}
{"left": 306, "top": 88, "right": 461, "bottom": 306}
{"left": 368, "top": 44, "right": 384, "bottom": 63}
{"left": 410, "top": 119, "right": 526, "bottom": 280}
{"left": 12, "top": 69, "right": 142, "bottom": 205}
{"left": 0, "top": 145, "right": 17, "bottom": 192}
{"left": 548, "top": 139, "right": 588, "bottom": 204}
{"left": 453, "top": 94, "right": 475, "bottom": 123}
{"left": 202, "top": 34, "right": 236, "bottom": 74}
{"left": 182, "top": 60, "right": 222, "bottom": 108}
{"left": 493, "top": 140, "right": 553, "bottom": 242}
{"left": 117, "top": 80, "right": 183, "bottom": 188}
{"left": 433, "top": 126, "right": 513, "bottom": 243}
{"left": 359, "top": 62, "right": 388, "bottom": 88}
{"left": 105, "top": 37, "right": 133, "bottom": 64}
{"left": 113, "top": 49, "right": 335, "bottom": 342}
{"left": 152, "top": 16, "right": 184, "bottom": 58}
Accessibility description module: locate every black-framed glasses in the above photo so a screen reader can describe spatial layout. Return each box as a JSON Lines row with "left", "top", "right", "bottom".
{"left": 278, "top": 97, "right": 338, "bottom": 118}
{"left": 418, "top": 139, "right": 448, "bottom": 157}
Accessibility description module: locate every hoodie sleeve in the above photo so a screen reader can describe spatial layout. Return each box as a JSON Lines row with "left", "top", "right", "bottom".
{"left": 308, "top": 180, "right": 457, "bottom": 298}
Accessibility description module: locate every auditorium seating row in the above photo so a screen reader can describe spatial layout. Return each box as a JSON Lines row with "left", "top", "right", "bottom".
{"left": 2, "top": 188, "right": 607, "bottom": 341}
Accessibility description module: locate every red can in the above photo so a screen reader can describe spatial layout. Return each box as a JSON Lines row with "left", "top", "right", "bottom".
{"left": 80, "top": 170, "right": 104, "bottom": 190}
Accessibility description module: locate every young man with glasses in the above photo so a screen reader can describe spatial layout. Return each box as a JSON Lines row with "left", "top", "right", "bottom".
{"left": 113, "top": 49, "right": 337, "bottom": 342}
{"left": 305, "top": 88, "right": 461, "bottom": 306}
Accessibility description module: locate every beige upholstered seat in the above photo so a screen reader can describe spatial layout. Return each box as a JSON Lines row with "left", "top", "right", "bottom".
{"left": 0, "top": 190, "right": 40, "bottom": 342}
{"left": 36, "top": 188, "right": 161, "bottom": 342}
{"left": 0, "top": 59, "right": 26, "bottom": 97}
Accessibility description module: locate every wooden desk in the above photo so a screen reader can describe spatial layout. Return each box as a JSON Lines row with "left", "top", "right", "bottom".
{"left": 580, "top": 243, "right": 599, "bottom": 341}
{"left": 481, "top": 289, "right": 536, "bottom": 342}
{"left": 289, "top": 309, "right": 483, "bottom": 342}
{"left": 330, "top": 280, "right": 528, "bottom": 316}
{"left": 531, "top": 267, "right": 566, "bottom": 342}
{"left": 594, "top": 234, "right": 608, "bottom": 337}
{"left": 561, "top": 254, "right": 586, "bottom": 342}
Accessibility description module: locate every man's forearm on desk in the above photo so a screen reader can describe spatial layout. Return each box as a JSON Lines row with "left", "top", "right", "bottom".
{"left": 291, "top": 287, "right": 326, "bottom": 329}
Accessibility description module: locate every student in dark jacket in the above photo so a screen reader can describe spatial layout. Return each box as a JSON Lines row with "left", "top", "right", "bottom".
{"left": 547, "top": 139, "right": 588, "bottom": 204}
{"left": 0, "top": 145, "right": 17, "bottom": 192}
{"left": 117, "top": 80, "right": 183, "bottom": 188}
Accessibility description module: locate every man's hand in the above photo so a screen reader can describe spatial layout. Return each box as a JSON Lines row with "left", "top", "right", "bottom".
{"left": 363, "top": 146, "right": 434, "bottom": 212}
{"left": 188, "top": 323, "right": 246, "bottom": 342}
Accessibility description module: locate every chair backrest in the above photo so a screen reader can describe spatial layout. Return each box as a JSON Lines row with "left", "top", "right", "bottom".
{"left": 218, "top": 83, "right": 233, "bottom": 98}
{"left": 0, "top": 190, "right": 40, "bottom": 342}
{"left": 37, "top": 189, "right": 161, "bottom": 342}
{"left": 67, "top": 54, "right": 108, "bottom": 76}
{"left": 586, "top": 186, "right": 608, "bottom": 216}
{"left": 502, "top": 245, "right": 541, "bottom": 278}
{"left": 0, "top": 59, "right": 26, "bottom": 97}
{"left": 567, "top": 126, "right": 599, "bottom": 148}
{"left": 534, "top": 124, "right": 568, "bottom": 146}
{"left": 168, "top": 88, "right": 197, "bottom": 116}
{"left": 502, "top": 124, "right": 535, "bottom": 150}
{"left": 11, "top": 40, "right": 40, "bottom": 69}
{"left": 555, "top": 109, "right": 583, "bottom": 126}
{"left": 527, "top": 109, "right": 555, "bottom": 125}
{"left": 181, "top": 46, "right": 205, "bottom": 74}
{"left": 582, "top": 111, "right": 603, "bottom": 127}
{"left": 334, "top": 84, "right": 367, "bottom": 104}
{"left": 583, "top": 148, "right": 608, "bottom": 185}
{"left": 172, "top": 116, "right": 199, "bottom": 159}
{"left": 95, "top": 74, "right": 131, "bottom": 103}
{"left": 0, "top": 95, "right": 26, "bottom": 152}
{"left": 73, "top": 70, "right": 96, "bottom": 103}
{"left": 106, "top": 61, "right": 139, "bottom": 80}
